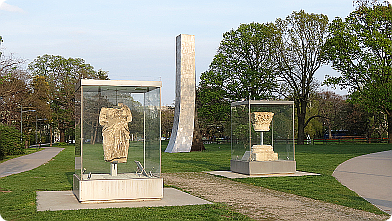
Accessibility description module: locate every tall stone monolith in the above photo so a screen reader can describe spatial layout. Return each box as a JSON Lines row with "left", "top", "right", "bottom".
{"left": 165, "top": 34, "right": 195, "bottom": 153}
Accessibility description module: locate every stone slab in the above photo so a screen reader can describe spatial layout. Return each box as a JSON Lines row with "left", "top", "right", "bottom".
{"left": 207, "top": 170, "right": 320, "bottom": 179}
{"left": 36, "top": 188, "right": 212, "bottom": 211}
{"left": 333, "top": 150, "right": 392, "bottom": 215}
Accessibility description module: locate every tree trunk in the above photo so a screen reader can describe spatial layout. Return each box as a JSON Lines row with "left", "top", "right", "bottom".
{"left": 297, "top": 100, "right": 307, "bottom": 145}
{"left": 50, "top": 125, "right": 52, "bottom": 147}
{"left": 388, "top": 111, "right": 392, "bottom": 144}
{"left": 191, "top": 108, "right": 205, "bottom": 151}
{"left": 59, "top": 128, "right": 65, "bottom": 143}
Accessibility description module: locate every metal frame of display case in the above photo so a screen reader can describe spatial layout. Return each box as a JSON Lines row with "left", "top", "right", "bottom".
{"left": 230, "top": 100, "right": 296, "bottom": 175}
{"left": 73, "top": 79, "right": 163, "bottom": 202}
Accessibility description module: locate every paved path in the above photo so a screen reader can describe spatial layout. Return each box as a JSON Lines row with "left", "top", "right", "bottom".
{"left": 0, "top": 147, "right": 64, "bottom": 178}
{"left": 333, "top": 150, "right": 392, "bottom": 215}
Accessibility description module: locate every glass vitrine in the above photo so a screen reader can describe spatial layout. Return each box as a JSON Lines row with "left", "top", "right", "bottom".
{"left": 73, "top": 79, "right": 162, "bottom": 202}
{"left": 231, "top": 100, "right": 296, "bottom": 175}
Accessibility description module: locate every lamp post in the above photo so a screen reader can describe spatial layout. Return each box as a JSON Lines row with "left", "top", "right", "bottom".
{"left": 20, "top": 105, "right": 36, "bottom": 146}
{"left": 36, "top": 117, "right": 46, "bottom": 149}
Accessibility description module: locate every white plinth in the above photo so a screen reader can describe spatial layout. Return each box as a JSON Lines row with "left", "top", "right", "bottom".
{"left": 251, "top": 145, "right": 278, "bottom": 161}
{"left": 73, "top": 174, "right": 163, "bottom": 202}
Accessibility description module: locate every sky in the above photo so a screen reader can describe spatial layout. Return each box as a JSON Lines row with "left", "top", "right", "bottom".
{"left": 1, "top": 0, "right": 387, "bottom": 105}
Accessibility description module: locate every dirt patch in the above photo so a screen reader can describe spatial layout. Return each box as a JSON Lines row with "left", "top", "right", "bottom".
{"left": 162, "top": 172, "right": 390, "bottom": 221}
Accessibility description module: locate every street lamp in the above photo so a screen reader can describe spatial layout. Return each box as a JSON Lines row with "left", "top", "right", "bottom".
{"left": 20, "top": 105, "right": 36, "bottom": 145}
{"left": 36, "top": 117, "right": 46, "bottom": 149}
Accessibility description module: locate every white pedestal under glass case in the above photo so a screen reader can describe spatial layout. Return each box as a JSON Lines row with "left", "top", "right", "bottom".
{"left": 73, "top": 79, "right": 162, "bottom": 202}
{"left": 231, "top": 100, "right": 296, "bottom": 175}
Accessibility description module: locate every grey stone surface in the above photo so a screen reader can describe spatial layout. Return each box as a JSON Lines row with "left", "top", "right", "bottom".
{"left": 0, "top": 147, "right": 64, "bottom": 178}
{"left": 37, "top": 188, "right": 212, "bottom": 211}
{"left": 333, "top": 150, "right": 392, "bottom": 215}
{"left": 230, "top": 160, "right": 296, "bottom": 175}
{"left": 165, "top": 34, "right": 195, "bottom": 153}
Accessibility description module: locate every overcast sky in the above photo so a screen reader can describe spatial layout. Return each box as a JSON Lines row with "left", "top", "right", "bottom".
{"left": 1, "top": 0, "right": 382, "bottom": 105}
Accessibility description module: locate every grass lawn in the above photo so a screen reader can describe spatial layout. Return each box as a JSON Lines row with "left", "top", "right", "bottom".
{"left": 1, "top": 142, "right": 391, "bottom": 220}
{"left": 0, "top": 145, "right": 250, "bottom": 221}
{"left": 161, "top": 141, "right": 392, "bottom": 215}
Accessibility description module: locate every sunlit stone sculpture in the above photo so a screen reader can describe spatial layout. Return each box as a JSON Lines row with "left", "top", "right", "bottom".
{"left": 249, "top": 112, "right": 278, "bottom": 161}
{"left": 251, "top": 112, "right": 274, "bottom": 132}
{"left": 99, "top": 103, "right": 132, "bottom": 163}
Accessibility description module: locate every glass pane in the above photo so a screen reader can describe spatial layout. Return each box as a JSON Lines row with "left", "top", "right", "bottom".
{"left": 144, "top": 87, "right": 161, "bottom": 177}
{"left": 231, "top": 104, "right": 250, "bottom": 161}
{"left": 80, "top": 84, "right": 161, "bottom": 180}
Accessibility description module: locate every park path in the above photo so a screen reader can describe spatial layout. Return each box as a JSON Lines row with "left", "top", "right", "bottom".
{"left": 0, "top": 147, "right": 64, "bottom": 178}
{"left": 333, "top": 150, "right": 392, "bottom": 215}
{"left": 162, "top": 172, "right": 389, "bottom": 221}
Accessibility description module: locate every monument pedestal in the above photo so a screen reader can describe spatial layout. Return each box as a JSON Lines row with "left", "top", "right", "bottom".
{"left": 73, "top": 174, "right": 163, "bottom": 202}
{"left": 230, "top": 160, "right": 296, "bottom": 175}
{"left": 251, "top": 145, "right": 278, "bottom": 161}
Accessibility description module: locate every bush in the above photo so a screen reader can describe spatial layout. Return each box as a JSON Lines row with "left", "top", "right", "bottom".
{"left": 0, "top": 124, "right": 24, "bottom": 160}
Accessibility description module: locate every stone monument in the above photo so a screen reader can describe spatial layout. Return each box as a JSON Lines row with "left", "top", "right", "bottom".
{"left": 249, "top": 112, "right": 278, "bottom": 161}
{"left": 99, "top": 103, "right": 133, "bottom": 163}
{"left": 165, "top": 34, "right": 195, "bottom": 153}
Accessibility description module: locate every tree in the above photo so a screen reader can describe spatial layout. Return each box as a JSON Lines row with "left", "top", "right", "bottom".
{"left": 0, "top": 53, "right": 30, "bottom": 127}
{"left": 323, "top": 2, "right": 392, "bottom": 143}
{"left": 198, "top": 22, "right": 279, "bottom": 137}
{"left": 274, "top": 10, "right": 329, "bottom": 144}
{"left": 28, "top": 55, "right": 102, "bottom": 143}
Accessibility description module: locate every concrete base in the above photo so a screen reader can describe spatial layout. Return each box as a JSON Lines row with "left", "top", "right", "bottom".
{"left": 207, "top": 170, "right": 320, "bottom": 179}
{"left": 37, "top": 188, "right": 212, "bottom": 211}
{"left": 230, "top": 160, "right": 296, "bottom": 175}
{"left": 73, "top": 174, "right": 163, "bottom": 202}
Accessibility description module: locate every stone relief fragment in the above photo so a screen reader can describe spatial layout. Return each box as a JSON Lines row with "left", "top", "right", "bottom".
{"left": 99, "top": 103, "right": 132, "bottom": 163}
{"left": 250, "top": 112, "right": 274, "bottom": 132}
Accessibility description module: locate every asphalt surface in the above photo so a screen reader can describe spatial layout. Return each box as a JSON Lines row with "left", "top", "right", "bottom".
{"left": 333, "top": 150, "right": 392, "bottom": 215}
{"left": 0, "top": 147, "right": 64, "bottom": 178}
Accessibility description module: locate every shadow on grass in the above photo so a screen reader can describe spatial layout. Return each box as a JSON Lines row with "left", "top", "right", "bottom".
{"left": 65, "top": 171, "right": 74, "bottom": 186}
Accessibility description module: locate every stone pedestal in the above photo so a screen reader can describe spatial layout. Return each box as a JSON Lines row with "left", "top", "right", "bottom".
{"left": 251, "top": 145, "right": 278, "bottom": 161}
{"left": 231, "top": 160, "right": 296, "bottom": 175}
{"left": 73, "top": 174, "right": 163, "bottom": 202}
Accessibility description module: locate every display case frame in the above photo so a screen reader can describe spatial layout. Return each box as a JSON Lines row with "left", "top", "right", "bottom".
{"left": 231, "top": 100, "right": 296, "bottom": 175}
{"left": 73, "top": 79, "right": 163, "bottom": 202}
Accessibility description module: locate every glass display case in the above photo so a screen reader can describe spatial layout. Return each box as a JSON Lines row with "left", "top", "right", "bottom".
{"left": 73, "top": 79, "right": 163, "bottom": 202}
{"left": 231, "top": 100, "right": 296, "bottom": 175}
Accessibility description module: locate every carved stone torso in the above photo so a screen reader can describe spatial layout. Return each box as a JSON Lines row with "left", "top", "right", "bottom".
{"left": 99, "top": 103, "right": 132, "bottom": 163}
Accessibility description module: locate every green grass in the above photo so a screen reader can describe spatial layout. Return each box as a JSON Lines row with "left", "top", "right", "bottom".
{"left": 1, "top": 142, "right": 391, "bottom": 220}
{"left": 235, "top": 143, "right": 392, "bottom": 215}
{"left": 0, "top": 145, "right": 251, "bottom": 221}
{"left": 162, "top": 141, "right": 231, "bottom": 173}
{"left": 161, "top": 142, "right": 392, "bottom": 215}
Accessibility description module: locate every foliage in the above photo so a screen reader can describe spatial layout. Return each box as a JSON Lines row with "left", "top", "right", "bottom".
{"left": 0, "top": 124, "right": 24, "bottom": 160}
{"left": 323, "top": 3, "right": 392, "bottom": 142}
{"left": 198, "top": 22, "right": 279, "bottom": 138}
{"left": 161, "top": 106, "right": 174, "bottom": 139}
{"left": 28, "top": 55, "right": 103, "bottom": 143}
{"left": 274, "top": 10, "right": 329, "bottom": 144}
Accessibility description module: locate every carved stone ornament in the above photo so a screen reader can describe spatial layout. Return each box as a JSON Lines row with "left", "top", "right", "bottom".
{"left": 99, "top": 103, "right": 132, "bottom": 163}
{"left": 250, "top": 112, "right": 274, "bottom": 132}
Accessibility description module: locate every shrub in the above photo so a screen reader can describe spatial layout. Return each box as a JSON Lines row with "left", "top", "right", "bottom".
{"left": 0, "top": 124, "right": 24, "bottom": 160}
